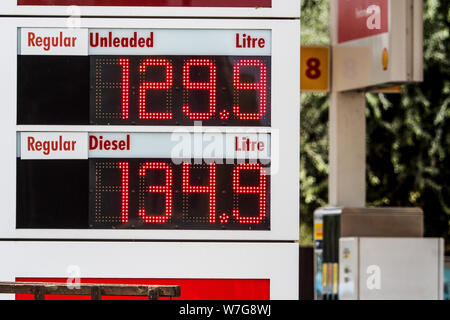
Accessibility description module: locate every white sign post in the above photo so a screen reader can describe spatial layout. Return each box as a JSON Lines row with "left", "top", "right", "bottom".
{"left": 329, "top": 0, "right": 423, "bottom": 207}
{"left": 325, "top": 0, "right": 436, "bottom": 302}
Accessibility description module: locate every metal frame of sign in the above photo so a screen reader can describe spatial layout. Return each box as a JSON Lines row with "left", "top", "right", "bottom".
{"left": 331, "top": 0, "right": 423, "bottom": 91}
{"left": 0, "top": 0, "right": 300, "bottom": 18}
{"left": 0, "top": 241, "right": 299, "bottom": 300}
{"left": 0, "top": 17, "right": 300, "bottom": 241}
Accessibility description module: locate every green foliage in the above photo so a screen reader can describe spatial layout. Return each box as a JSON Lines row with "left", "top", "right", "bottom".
{"left": 300, "top": 0, "right": 330, "bottom": 246}
{"left": 366, "top": 0, "right": 450, "bottom": 250}
{"left": 300, "top": 92, "right": 328, "bottom": 246}
{"left": 300, "top": 0, "right": 450, "bottom": 252}
{"left": 301, "top": 0, "right": 330, "bottom": 45}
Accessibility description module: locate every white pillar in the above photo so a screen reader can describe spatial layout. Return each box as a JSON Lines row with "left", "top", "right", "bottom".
{"left": 329, "top": 91, "right": 366, "bottom": 207}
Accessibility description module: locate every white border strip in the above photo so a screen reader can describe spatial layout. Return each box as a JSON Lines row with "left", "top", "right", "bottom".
{"left": 0, "top": 241, "right": 299, "bottom": 300}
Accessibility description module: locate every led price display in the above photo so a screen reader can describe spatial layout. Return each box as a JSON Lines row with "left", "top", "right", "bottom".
{"left": 92, "top": 159, "right": 270, "bottom": 229}
{"left": 90, "top": 56, "right": 271, "bottom": 126}
{"left": 17, "top": 159, "right": 270, "bottom": 230}
{"left": 17, "top": 55, "right": 270, "bottom": 126}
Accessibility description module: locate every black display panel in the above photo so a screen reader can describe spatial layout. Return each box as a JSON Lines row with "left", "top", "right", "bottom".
{"left": 17, "top": 55, "right": 90, "bottom": 125}
{"left": 16, "top": 159, "right": 89, "bottom": 228}
{"left": 16, "top": 159, "right": 270, "bottom": 230}
{"left": 17, "top": 55, "right": 271, "bottom": 126}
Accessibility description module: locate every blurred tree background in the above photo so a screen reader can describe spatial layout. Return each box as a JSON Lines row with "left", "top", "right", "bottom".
{"left": 299, "top": 0, "right": 450, "bottom": 254}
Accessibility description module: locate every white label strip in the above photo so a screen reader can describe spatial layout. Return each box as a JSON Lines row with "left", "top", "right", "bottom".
{"left": 20, "top": 132, "right": 88, "bottom": 159}
{"left": 88, "top": 29, "right": 271, "bottom": 56}
{"left": 19, "top": 28, "right": 89, "bottom": 56}
{"left": 18, "top": 132, "right": 270, "bottom": 160}
{"left": 18, "top": 28, "right": 271, "bottom": 56}
{"left": 88, "top": 132, "right": 270, "bottom": 160}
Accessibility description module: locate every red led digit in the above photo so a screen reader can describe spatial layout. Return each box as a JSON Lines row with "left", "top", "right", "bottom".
{"left": 118, "top": 162, "right": 130, "bottom": 223}
{"left": 118, "top": 58, "right": 130, "bottom": 120}
{"left": 138, "top": 162, "right": 173, "bottom": 224}
{"left": 232, "top": 163, "right": 267, "bottom": 224}
{"left": 232, "top": 59, "right": 267, "bottom": 120}
{"left": 139, "top": 59, "right": 174, "bottom": 120}
{"left": 182, "top": 163, "right": 217, "bottom": 223}
{"left": 182, "top": 59, "right": 217, "bottom": 120}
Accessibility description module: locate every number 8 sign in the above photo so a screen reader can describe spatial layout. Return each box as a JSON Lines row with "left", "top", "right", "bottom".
{"left": 300, "top": 46, "right": 330, "bottom": 92}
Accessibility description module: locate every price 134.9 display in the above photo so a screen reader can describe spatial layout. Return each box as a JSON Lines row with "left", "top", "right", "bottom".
{"left": 90, "top": 159, "right": 270, "bottom": 230}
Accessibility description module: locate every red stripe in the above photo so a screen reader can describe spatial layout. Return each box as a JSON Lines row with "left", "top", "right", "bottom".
{"left": 18, "top": 0, "right": 272, "bottom": 7}
{"left": 15, "top": 278, "right": 270, "bottom": 300}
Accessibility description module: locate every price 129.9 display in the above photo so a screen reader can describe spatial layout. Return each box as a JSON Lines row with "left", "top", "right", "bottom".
{"left": 91, "top": 55, "right": 270, "bottom": 126}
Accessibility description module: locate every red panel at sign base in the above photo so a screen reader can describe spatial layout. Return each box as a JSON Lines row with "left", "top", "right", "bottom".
{"left": 338, "top": 0, "right": 389, "bottom": 43}
{"left": 17, "top": 0, "right": 272, "bottom": 7}
{"left": 15, "top": 278, "right": 270, "bottom": 300}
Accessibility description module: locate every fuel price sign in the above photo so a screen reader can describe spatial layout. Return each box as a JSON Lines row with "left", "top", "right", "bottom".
{"left": 0, "top": 18, "right": 300, "bottom": 241}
